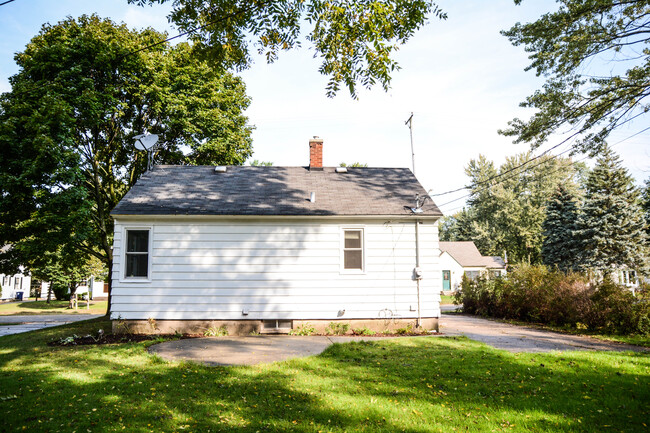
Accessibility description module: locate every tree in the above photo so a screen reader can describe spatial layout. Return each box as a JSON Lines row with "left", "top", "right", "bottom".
{"left": 575, "top": 146, "right": 648, "bottom": 272}
{"left": 500, "top": 1, "right": 650, "bottom": 154}
{"left": 642, "top": 178, "right": 650, "bottom": 236}
{"left": 438, "top": 208, "right": 476, "bottom": 242}
{"left": 128, "top": 0, "right": 447, "bottom": 98}
{"left": 542, "top": 184, "right": 581, "bottom": 272}
{"left": 339, "top": 162, "right": 368, "bottom": 167}
{"left": 249, "top": 160, "right": 274, "bottom": 166}
{"left": 458, "top": 152, "right": 580, "bottom": 264}
{"left": 0, "top": 15, "right": 254, "bottom": 313}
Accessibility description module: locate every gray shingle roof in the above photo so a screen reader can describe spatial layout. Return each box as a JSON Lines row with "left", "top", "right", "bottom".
{"left": 439, "top": 241, "right": 506, "bottom": 269}
{"left": 111, "top": 165, "right": 442, "bottom": 217}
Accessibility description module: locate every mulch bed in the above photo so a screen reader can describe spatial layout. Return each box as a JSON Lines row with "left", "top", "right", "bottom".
{"left": 47, "top": 333, "right": 199, "bottom": 347}
{"left": 48, "top": 330, "right": 440, "bottom": 347}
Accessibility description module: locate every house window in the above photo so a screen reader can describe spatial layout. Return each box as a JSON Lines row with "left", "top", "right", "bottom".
{"left": 2, "top": 276, "right": 9, "bottom": 286}
{"left": 464, "top": 270, "right": 480, "bottom": 280}
{"left": 125, "top": 229, "right": 150, "bottom": 278}
{"left": 343, "top": 229, "right": 364, "bottom": 271}
{"left": 14, "top": 276, "right": 21, "bottom": 290}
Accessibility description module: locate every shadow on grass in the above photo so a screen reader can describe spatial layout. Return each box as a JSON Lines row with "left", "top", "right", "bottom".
{"left": 0, "top": 322, "right": 648, "bottom": 432}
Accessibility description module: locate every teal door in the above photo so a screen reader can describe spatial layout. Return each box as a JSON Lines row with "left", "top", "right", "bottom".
{"left": 442, "top": 270, "right": 451, "bottom": 290}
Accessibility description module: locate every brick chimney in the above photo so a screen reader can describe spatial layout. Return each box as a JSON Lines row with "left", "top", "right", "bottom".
{"left": 309, "top": 136, "right": 323, "bottom": 170}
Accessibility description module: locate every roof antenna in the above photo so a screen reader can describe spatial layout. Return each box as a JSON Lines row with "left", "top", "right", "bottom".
{"left": 133, "top": 133, "right": 159, "bottom": 171}
{"left": 404, "top": 112, "right": 415, "bottom": 175}
{"left": 411, "top": 193, "right": 425, "bottom": 214}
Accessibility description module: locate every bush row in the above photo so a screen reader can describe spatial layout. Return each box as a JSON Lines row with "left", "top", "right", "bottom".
{"left": 455, "top": 264, "right": 650, "bottom": 335}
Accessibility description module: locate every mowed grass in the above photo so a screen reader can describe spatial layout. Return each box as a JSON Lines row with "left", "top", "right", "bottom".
{"left": 0, "top": 319, "right": 648, "bottom": 432}
{"left": 440, "top": 294, "right": 456, "bottom": 305}
{"left": 0, "top": 300, "right": 107, "bottom": 315}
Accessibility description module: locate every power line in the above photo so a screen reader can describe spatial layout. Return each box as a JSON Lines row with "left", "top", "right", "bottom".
{"left": 119, "top": 1, "right": 268, "bottom": 60}
{"left": 3, "top": 1, "right": 269, "bottom": 101}
{"left": 436, "top": 125, "right": 650, "bottom": 214}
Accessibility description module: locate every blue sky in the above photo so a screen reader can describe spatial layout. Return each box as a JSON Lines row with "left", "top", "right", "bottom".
{"left": 1, "top": 0, "right": 648, "bottom": 215}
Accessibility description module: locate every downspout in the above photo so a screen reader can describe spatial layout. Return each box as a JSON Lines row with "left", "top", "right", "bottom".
{"left": 415, "top": 218, "right": 422, "bottom": 328}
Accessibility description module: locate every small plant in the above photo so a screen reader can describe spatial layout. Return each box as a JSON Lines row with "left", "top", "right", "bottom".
{"left": 326, "top": 322, "right": 350, "bottom": 335}
{"left": 249, "top": 330, "right": 260, "bottom": 336}
{"left": 115, "top": 316, "right": 132, "bottom": 335}
{"left": 395, "top": 324, "right": 414, "bottom": 335}
{"left": 57, "top": 334, "right": 79, "bottom": 345}
{"left": 381, "top": 328, "right": 392, "bottom": 335}
{"left": 147, "top": 317, "right": 159, "bottom": 332}
{"left": 289, "top": 323, "right": 316, "bottom": 336}
{"left": 352, "top": 327, "right": 375, "bottom": 336}
{"left": 204, "top": 325, "right": 228, "bottom": 337}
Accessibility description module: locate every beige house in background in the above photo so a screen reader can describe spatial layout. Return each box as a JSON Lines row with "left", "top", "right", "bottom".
{"left": 439, "top": 241, "right": 506, "bottom": 292}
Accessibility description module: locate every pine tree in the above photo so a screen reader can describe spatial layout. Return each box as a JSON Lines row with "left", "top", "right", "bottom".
{"left": 576, "top": 146, "right": 648, "bottom": 273}
{"left": 641, "top": 178, "right": 650, "bottom": 237}
{"left": 542, "top": 184, "right": 580, "bottom": 272}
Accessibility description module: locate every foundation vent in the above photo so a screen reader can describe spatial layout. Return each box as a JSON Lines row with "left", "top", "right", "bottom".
{"left": 261, "top": 319, "right": 292, "bottom": 334}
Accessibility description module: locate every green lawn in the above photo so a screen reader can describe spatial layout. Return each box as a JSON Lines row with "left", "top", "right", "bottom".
{"left": 0, "top": 300, "right": 107, "bottom": 315}
{"left": 0, "top": 320, "right": 648, "bottom": 432}
{"left": 496, "top": 318, "right": 650, "bottom": 348}
{"left": 440, "top": 294, "right": 456, "bottom": 305}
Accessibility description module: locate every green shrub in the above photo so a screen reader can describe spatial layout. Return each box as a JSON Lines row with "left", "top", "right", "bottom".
{"left": 395, "top": 324, "right": 414, "bottom": 335}
{"left": 456, "top": 265, "right": 649, "bottom": 336}
{"left": 289, "top": 323, "right": 316, "bottom": 336}
{"left": 352, "top": 327, "right": 376, "bottom": 336}
{"left": 326, "top": 322, "right": 350, "bottom": 335}
{"left": 204, "top": 325, "right": 228, "bottom": 337}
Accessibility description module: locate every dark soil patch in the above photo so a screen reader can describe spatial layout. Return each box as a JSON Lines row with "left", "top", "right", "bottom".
{"left": 47, "top": 333, "right": 201, "bottom": 346}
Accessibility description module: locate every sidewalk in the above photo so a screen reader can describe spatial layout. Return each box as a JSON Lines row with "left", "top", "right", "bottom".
{"left": 0, "top": 314, "right": 103, "bottom": 337}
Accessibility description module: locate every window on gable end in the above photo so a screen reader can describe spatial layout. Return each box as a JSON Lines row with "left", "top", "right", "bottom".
{"left": 125, "top": 229, "right": 150, "bottom": 278}
{"left": 343, "top": 229, "right": 364, "bottom": 271}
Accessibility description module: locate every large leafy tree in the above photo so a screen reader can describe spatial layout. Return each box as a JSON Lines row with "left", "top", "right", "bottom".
{"left": 500, "top": 0, "right": 650, "bottom": 154}
{"left": 575, "top": 146, "right": 648, "bottom": 272}
{"left": 128, "top": 0, "right": 447, "bottom": 98}
{"left": 542, "top": 184, "right": 581, "bottom": 272}
{"left": 0, "top": 15, "right": 253, "bottom": 312}
{"left": 441, "top": 153, "right": 581, "bottom": 264}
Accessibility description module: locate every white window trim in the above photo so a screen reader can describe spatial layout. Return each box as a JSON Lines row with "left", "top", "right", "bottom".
{"left": 340, "top": 226, "right": 366, "bottom": 274}
{"left": 120, "top": 225, "right": 153, "bottom": 283}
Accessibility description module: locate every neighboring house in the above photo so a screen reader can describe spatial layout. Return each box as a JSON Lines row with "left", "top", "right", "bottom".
{"left": 439, "top": 241, "right": 506, "bottom": 292}
{"left": 110, "top": 137, "right": 444, "bottom": 334}
{"left": 75, "top": 279, "right": 109, "bottom": 299}
{"left": 0, "top": 271, "right": 32, "bottom": 300}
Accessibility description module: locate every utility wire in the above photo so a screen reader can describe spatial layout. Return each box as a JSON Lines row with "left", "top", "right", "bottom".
{"left": 436, "top": 125, "right": 650, "bottom": 214}
{"left": 119, "top": 1, "right": 269, "bottom": 60}
{"left": 3, "top": 1, "right": 269, "bottom": 100}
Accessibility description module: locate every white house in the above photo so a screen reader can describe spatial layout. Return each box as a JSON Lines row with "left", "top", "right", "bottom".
{"left": 110, "top": 138, "right": 443, "bottom": 334}
{"left": 0, "top": 271, "right": 32, "bottom": 301}
{"left": 439, "top": 241, "right": 506, "bottom": 292}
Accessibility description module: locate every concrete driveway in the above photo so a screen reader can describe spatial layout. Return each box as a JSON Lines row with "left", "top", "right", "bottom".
{"left": 0, "top": 314, "right": 103, "bottom": 337}
{"left": 148, "top": 313, "right": 646, "bottom": 366}
{"left": 440, "top": 313, "right": 647, "bottom": 353}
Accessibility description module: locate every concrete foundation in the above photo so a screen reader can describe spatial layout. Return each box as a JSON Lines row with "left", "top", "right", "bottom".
{"left": 112, "top": 317, "right": 439, "bottom": 336}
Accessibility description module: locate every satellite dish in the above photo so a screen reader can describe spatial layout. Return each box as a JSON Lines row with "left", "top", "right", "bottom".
{"left": 133, "top": 133, "right": 159, "bottom": 150}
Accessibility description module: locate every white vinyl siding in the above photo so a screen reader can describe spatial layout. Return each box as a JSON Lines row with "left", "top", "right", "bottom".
{"left": 111, "top": 219, "right": 441, "bottom": 320}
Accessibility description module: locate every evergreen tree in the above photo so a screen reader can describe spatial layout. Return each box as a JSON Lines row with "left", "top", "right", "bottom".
{"left": 641, "top": 178, "right": 650, "bottom": 237}
{"left": 542, "top": 184, "right": 580, "bottom": 272}
{"left": 462, "top": 152, "right": 579, "bottom": 263}
{"left": 576, "top": 147, "right": 648, "bottom": 273}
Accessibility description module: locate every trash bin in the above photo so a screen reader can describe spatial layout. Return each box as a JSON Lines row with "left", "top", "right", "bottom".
{"left": 15, "top": 291, "right": 23, "bottom": 301}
